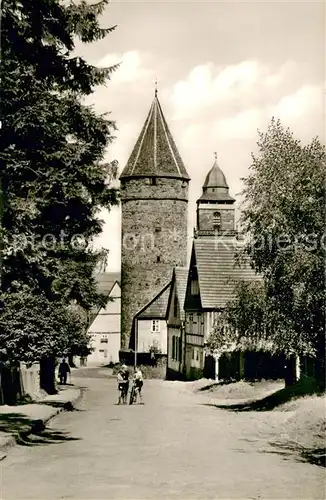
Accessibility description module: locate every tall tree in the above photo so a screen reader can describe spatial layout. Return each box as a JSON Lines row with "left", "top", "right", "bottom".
{"left": 1, "top": 0, "right": 119, "bottom": 372}
{"left": 223, "top": 119, "right": 325, "bottom": 385}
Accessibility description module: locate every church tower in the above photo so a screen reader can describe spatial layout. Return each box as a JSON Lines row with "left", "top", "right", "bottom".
{"left": 120, "top": 92, "right": 190, "bottom": 350}
{"left": 195, "top": 155, "right": 236, "bottom": 237}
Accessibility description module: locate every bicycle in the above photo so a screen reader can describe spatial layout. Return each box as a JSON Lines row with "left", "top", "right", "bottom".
{"left": 129, "top": 382, "right": 137, "bottom": 405}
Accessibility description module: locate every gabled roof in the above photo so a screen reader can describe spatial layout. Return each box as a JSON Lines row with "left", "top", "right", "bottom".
{"left": 87, "top": 272, "right": 121, "bottom": 328}
{"left": 95, "top": 272, "right": 120, "bottom": 296}
{"left": 166, "top": 266, "right": 189, "bottom": 321}
{"left": 120, "top": 95, "right": 190, "bottom": 180}
{"left": 191, "top": 238, "right": 261, "bottom": 309}
{"left": 137, "top": 281, "right": 171, "bottom": 319}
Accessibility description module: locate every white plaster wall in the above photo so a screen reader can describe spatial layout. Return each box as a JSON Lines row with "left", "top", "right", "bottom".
{"left": 137, "top": 319, "right": 167, "bottom": 354}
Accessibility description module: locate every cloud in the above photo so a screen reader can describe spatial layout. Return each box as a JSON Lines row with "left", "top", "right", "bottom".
{"left": 97, "top": 50, "right": 153, "bottom": 84}
{"left": 170, "top": 59, "right": 308, "bottom": 120}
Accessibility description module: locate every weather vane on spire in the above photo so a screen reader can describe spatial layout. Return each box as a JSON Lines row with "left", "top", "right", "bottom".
{"left": 214, "top": 151, "right": 217, "bottom": 160}
{"left": 155, "top": 79, "right": 158, "bottom": 97}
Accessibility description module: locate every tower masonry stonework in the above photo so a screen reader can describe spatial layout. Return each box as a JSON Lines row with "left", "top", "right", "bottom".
{"left": 120, "top": 95, "right": 190, "bottom": 350}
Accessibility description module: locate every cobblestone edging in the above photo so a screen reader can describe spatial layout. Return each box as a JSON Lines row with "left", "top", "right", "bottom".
{"left": 0, "top": 387, "right": 82, "bottom": 460}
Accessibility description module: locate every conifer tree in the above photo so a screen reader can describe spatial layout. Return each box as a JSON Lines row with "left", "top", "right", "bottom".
{"left": 0, "top": 0, "right": 119, "bottom": 380}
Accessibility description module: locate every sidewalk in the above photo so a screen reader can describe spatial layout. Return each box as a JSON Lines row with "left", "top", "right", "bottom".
{"left": 0, "top": 387, "right": 81, "bottom": 459}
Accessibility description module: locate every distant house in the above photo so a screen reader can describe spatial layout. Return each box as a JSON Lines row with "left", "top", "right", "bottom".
{"left": 87, "top": 272, "right": 121, "bottom": 365}
{"left": 130, "top": 281, "right": 171, "bottom": 357}
{"left": 166, "top": 267, "right": 188, "bottom": 379}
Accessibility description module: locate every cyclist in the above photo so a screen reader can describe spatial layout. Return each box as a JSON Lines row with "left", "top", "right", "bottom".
{"left": 133, "top": 366, "right": 144, "bottom": 404}
{"left": 121, "top": 364, "right": 130, "bottom": 404}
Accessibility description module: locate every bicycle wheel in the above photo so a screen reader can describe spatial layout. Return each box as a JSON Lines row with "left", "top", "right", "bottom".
{"left": 129, "top": 385, "right": 135, "bottom": 405}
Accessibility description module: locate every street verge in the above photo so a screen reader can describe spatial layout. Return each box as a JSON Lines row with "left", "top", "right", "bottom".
{"left": 0, "top": 387, "right": 82, "bottom": 460}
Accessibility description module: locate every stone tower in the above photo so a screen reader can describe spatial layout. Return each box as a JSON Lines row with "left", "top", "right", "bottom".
{"left": 195, "top": 155, "right": 236, "bottom": 236}
{"left": 119, "top": 93, "right": 190, "bottom": 350}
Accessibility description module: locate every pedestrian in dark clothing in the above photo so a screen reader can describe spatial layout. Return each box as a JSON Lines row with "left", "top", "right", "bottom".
{"left": 58, "top": 359, "right": 70, "bottom": 384}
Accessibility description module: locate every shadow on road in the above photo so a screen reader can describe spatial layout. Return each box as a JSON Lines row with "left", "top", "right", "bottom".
{"left": 16, "top": 427, "right": 81, "bottom": 447}
{"left": 264, "top": 441, "right": 326, "bottom": 468}
{"left": 0, "top": 413, "right": 33, "bottom": 435}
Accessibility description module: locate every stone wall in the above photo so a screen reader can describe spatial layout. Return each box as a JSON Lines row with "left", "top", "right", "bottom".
{"left": 197, "top": 204, "right": 235, "bottom": 232}
{"left": 121, "top": 178, "right": 189, "bottom": 349}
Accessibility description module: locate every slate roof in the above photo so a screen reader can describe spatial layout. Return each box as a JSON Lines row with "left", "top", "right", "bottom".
{"left": 137, "top": 281, "right": 171, "bottom": 319}
{"left": 88, "top": 272, "right": 121, "bottom": 327}
{"left": 198, "top": 159, "right": 235, "bottom": 203}
{"left": 95, "top": 272, "right": 121, "bottom": 296}
{"left": 174, "top": 267, "right": 189, "bottom": 319}
{"left": 192, "top": 238, "right": 261, "bottom": 309}
{"left": 203, "top": 160, "right": 228, "bottom": 188}
{"left": 120, "top": 95, "right": 190, "bottom": 180}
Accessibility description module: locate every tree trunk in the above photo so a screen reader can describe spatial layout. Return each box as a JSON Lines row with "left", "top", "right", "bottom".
{"left": 68, "top": 355, "right": 76, "bottom": 368}
{"left": 284, "top": 355, "right": 297, "bottom": 387}
{"left": 40, "top": 357, "right": 56, "bottom": 394}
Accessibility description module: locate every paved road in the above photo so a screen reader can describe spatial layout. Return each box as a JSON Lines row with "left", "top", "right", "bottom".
{"left": 1, "top": 368, "right": 324, "bottom": 499}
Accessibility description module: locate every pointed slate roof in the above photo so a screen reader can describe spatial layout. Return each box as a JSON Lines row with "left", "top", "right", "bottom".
{"left": 191, "top": 238, "right": 261, "bottom": 309}
{"left": 198, "top": 158, "right": 235, "bottom": 203}
{"left": 120, "top": 95, "right": 190, "bottom": 180}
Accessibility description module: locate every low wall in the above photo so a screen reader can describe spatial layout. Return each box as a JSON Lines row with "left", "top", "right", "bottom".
{"left": 20, "top": 362, "right": 41, "bottom": 397}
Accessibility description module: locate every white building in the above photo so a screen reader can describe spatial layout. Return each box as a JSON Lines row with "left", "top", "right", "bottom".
{"left": 87, "top": 272, "right": 121, "bottom": 365}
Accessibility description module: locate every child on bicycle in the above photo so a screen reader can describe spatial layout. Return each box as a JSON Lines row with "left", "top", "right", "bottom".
{"left": 133, "top": 366, "right": 144, "bottom": 404}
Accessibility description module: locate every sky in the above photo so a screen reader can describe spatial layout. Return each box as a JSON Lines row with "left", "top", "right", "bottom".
{"left": 76, "top": 0, "right": 325, "bottom": 271}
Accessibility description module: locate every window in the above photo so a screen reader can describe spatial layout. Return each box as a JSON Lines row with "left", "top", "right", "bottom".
{"left": 213, "top": 211, "right": 221, "bottom": 229}
{"left": 192, "top": 348, "right": 195, "bottom": 360}
{"left": 100, "top": 338, "right": 108, "bottom": 344}
{"left": 172, "top": 336, "right": 176, "bottom": 360}
{"left": 188, "top": 313, "right": 193, "bottom": 323}
{"left": 178, "top": 337, "right": 182, "bottom": 363}
{"left": 196, "top": 350, "right": 199, "bottom": 361}
{"left": 191, "top": 280, "right": 199, "bottom": 295}
{"left": 151, "top": 320, "right": 160, "bottom": 333}
{"left": 151, "top": 177, "right": 157, "bottom": 186}
{"left": 157, "top": 256, "right": 161, "bottom": 263}
{"left": 155, "top": 227, "right": 161, "bottom": 233}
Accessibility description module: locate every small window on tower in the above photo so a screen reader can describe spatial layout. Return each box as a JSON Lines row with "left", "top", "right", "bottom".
{"left": 151, "top": 177, "right": 157, "bottom": 186}
{"left": 157, "top": 256, "right": 161, "bottom": 263}
{"left": 213, "top": 211, "right": 221, "bottom": 228}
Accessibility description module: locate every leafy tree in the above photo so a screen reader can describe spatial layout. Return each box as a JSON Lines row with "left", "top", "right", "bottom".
{"left": 1, "top": 0, "right": 119, "bottom": 375}
{"left": 221, "top": 119, "right": 325, "bottom": 384}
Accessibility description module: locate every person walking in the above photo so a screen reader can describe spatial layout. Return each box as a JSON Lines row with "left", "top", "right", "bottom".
{"left": 58, "top": 358, "right": 70, "bottom": 385}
